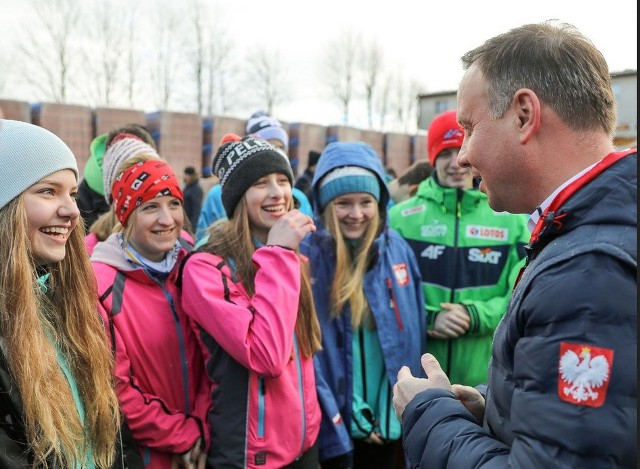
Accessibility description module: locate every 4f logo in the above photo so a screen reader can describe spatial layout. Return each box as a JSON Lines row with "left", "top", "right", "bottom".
{"left": 421, "top": 245, "right": 445, "bottom": 260}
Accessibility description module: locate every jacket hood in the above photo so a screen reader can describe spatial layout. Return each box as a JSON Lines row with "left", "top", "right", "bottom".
{"left": 91, "top": 233, "right": 137, "bottom": 271}
{"left": 310, "top": 141, "right": 389, "bottom": 219}
{"left": 83, "top": 133, "right": 108, "bottom": 195}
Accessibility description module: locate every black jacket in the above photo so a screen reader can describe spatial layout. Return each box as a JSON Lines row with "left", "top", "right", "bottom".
{"left": 0, "top": 351, "right": 143, "bottom": 468}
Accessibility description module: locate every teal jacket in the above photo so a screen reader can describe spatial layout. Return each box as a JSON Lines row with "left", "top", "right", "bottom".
{"left": 388, "top": 176, "right": 528, "bottom": 386}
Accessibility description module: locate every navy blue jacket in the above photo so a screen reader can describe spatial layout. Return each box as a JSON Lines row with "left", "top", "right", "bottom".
{"left": 300, "top": 142, "right": 427, "bottom": 461}
{"left": 402, "top": 151, "right": 637, "bottom": 468}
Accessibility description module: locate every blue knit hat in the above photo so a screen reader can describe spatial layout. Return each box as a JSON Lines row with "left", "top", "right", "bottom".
{"left": 246, "top": 114, "right": 289, "bottom": 153}
{"left": 318, "top": 166, "right": 381, "bottom": 209}
{"left": 0, "top": 120, "right": 78, "bottom": 211}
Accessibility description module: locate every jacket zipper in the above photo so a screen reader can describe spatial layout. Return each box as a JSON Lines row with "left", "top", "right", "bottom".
{"left": 257, "top": 376, "right": 265, "bottom": 438}
{"left": 386, "top": 277, "right": 404, "bottom": 330}
{"left": 293, "top": 335, "right": 306, "bottom": 458}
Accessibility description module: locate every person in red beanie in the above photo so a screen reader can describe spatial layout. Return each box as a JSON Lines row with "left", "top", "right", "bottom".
{"left": 388, "top": 110, "right": 529, "bottom": 388}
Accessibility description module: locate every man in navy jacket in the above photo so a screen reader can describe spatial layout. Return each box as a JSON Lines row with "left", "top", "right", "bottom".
{"left": 393, "top": 21, "right": 637, "bottom": 468}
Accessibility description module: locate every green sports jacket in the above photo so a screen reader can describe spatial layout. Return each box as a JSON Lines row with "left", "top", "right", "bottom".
{"left": 388, "top": 176, "right": 528, "bottom": 386}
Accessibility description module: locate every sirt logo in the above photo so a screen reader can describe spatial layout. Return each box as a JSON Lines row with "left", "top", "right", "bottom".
{"left": 421, "top": 245, "right": 445, "bottom": 260}
{"left": 468, "top": 247, "right": 502, "bottom": 264}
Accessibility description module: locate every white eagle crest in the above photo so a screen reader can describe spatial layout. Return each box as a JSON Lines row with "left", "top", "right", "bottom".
{"left": 559, "top": 347, "right": 610, "bottom": 403}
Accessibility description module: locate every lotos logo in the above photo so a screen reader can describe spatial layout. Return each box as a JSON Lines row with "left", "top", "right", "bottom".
{"left": 466, "top": 225, "right": 508, "bottom": 241}
{"left": 400, "top": 205, "right": 426, "bottom": 217}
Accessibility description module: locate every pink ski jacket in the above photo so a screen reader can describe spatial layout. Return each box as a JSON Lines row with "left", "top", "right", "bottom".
{"left": 91, "top": 234, "right": 210, "bottom": 468}
{"left": 180, "top": 245, "right": 320, "bottom": 468}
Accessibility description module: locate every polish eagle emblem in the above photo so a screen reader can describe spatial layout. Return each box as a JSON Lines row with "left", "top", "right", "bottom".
{"left": 558, "top": 343, "right": 613, "bottom": 407}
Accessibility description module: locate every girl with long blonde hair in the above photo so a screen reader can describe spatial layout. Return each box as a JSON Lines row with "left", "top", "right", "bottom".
{"left": 0, "top": 119, "right": 120, "bottom": 468}
{"left": 300, "top": 142, "right": 426, "bottom": 469}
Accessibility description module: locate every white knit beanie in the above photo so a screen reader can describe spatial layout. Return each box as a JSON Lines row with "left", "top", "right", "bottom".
{"left": 102, "top": 137, "right": 160, "bottom": 204}
{"left": 245, "top": 114, "right": 289, "bottom": 153}
{"left": 0, "top": 119, "right": 78, "bottom": 211}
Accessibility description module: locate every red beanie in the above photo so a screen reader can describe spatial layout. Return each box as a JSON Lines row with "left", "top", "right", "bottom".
{"left": 111, "top": 159, "right": 183, "bottom": 227}
{"left": 427, "top": 110, "right": 464, "bottom": 166}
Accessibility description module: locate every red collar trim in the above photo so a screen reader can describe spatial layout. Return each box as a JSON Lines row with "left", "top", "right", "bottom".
{"left": 530, "top": 149, "right": 635, "bottom": 244}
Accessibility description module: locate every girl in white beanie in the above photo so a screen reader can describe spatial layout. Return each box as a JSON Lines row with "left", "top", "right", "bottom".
{"left": 85, "top": 133, "right": 160, "bottom": 255}
{"left": 0, "top": 120, "right": 121, "bottom": 468}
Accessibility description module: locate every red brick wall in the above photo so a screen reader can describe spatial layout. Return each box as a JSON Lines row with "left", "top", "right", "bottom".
{"left": 32, "top": 103, "right": 93, "bottom": 174}
{"left": 146, "top": 111, "right": 203, "bottom": 177}
{"left": 0, "top": 99, "right": 30, "bottom": 122}
{"left": 384, "top": 132, "right": 412, "bottom": 175}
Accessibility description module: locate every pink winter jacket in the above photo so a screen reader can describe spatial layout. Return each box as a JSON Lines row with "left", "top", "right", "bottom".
{"left": 91, "top": 234, "right": 211, "bottom": 469}
{"left": 181, "top": 246, "right": 321, "bottom": 468}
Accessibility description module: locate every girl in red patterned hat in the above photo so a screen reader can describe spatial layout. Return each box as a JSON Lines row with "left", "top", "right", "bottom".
{"left": 91, "top": 155, "right": 210, "bottom": 469}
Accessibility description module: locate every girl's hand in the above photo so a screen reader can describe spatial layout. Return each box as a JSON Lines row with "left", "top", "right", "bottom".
{"left": 266, "top": 209, "right": 316, "bottom": 249}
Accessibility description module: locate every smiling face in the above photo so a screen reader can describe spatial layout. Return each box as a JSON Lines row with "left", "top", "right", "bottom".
{"left": 433, "top": 147, "right": 474, "bottom": 190}
{"left": 245, "top": 172, "right": 292, "bottom": 244}
{"left": 456, "top": 64, "right": 531, "bottom": 213}
{"left": 331, "top": 192, "right": 378, "bottom": 240}
{"left": 24, "top": 169, "right": 80, "bottom": 266}
{"left": 126, "top": 196, "right": 184, "bottom": 262}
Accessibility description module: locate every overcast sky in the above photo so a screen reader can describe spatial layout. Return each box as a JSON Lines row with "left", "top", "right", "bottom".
{"left": 0, "top": 0, "right": 637, "bottom": 127}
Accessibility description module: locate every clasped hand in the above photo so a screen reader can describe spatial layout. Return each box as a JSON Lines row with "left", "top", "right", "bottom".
{"left": 393, "top": 353, "right": 485, "bottom": 424}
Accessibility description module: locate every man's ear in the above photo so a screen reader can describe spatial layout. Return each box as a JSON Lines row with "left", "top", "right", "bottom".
{"left": 513, "top": 89, "right": 541, "bottom": 144}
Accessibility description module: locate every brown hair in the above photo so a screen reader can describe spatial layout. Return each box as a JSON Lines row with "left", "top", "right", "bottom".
{"left": 461, "top": 20, "right": 616, "bottom": 136}
{"left": 201, "top": 197, "right": 322, "bottom": 357}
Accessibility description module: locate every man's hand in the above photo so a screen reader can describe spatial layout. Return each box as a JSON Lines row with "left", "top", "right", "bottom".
{"left": 451, "top": 384, "right": 485, "bottom": 424}
{"left": 428, "top": 303, "right": 471, "bottom": 339}
{"left": 393, "top": 353, "right": 452, "bottom": 420}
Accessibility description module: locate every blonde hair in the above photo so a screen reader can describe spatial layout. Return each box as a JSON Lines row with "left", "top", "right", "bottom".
{"left": 201, "top": 197, "right": 321, "bottom": 357}
{"left": 323, "top": 200, "right": 382, "bottom": 328}
{"left": 0, "top": 196, "right": 120, "bottom": 468}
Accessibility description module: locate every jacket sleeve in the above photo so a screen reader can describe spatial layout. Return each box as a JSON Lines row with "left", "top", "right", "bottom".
{"left": 503, "top": 252, "right": 637, "bottom": 467}
{"left": 403, "top": 252, "right": 637, "bottom": 468}
{"left": 402, "top": 389, "right": 510, "bottom": 468}
{"left": 0, "top": 357, "right": 31, "bottom": 468}
{"left": 195, "top": 185, "right": 225, "bottom": 243}
{"left": 181, "top": 247, "right": 300, "bottom": 377}
{"left": 97, "top": 300, "right": 204, "bottom": 454}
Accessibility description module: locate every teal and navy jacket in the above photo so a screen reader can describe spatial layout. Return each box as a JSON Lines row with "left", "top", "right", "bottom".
{"left": 300, "top": 143, "right": 426, "bottom": 461}
{"left": 389, "top": 176, "right": 529, "bottom": 386}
